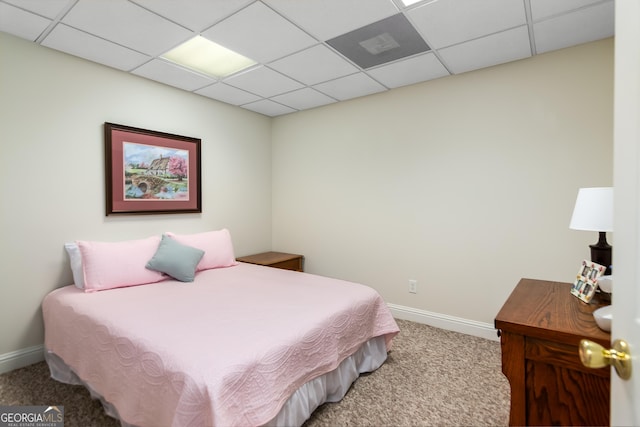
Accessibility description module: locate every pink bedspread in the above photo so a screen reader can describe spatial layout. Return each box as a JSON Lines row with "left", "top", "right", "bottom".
{"left": 43, "top": 262, "right": 399, "bottom": 426}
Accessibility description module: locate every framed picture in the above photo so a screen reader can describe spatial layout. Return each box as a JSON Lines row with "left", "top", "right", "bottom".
{"left": 571, "top": 259, "right": 606, "bottom": 303}
{"left": 105, "top": 122, "right": 201, "bottom": 215}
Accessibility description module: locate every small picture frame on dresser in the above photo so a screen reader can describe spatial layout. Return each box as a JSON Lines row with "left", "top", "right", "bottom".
{"left": 571, "top": 259, "right": 606, "bottom": 303}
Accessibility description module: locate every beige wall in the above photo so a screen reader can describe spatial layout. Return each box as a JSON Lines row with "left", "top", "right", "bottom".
{"left": 0, "top": 33, "right": 273, "bottom": 355}
{"left": 272, "top": 38, "right": 614, "bottom": 325}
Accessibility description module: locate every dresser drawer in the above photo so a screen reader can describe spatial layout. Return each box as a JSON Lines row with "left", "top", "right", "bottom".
{"left": 525, "top": 337, "right": 609, "bottom": 378}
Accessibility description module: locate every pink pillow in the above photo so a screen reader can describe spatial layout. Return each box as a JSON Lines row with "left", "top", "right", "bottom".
{"left": 78, "top": 236, "right": 165, "bottom": 292}
{"left": 165, "top": 229, "right": 238, "bottom": 271}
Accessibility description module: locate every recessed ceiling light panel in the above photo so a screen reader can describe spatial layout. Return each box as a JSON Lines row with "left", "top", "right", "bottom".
{"left": 161, "top": 36, "right": 256, "bottom": 78}
{"left": 402, "top": 0, "right": 439, "bottom": 6}
{"left": 327, "top": 14, "right": 430, "bottom": 69}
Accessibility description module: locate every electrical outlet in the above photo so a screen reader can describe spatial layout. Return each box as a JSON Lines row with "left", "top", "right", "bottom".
{"left": 408, "top": 279, "right": 417, "bottom": 294}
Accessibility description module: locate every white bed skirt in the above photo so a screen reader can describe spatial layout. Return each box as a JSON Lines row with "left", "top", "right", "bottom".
{"left": 45, "top": 335, "right": 388, "bottom": 427}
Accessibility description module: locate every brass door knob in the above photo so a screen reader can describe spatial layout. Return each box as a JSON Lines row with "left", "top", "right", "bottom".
{"left": 579, "top": 339, "right": 632, "bottom": 380}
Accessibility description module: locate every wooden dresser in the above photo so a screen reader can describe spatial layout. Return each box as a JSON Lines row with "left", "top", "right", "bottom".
{"left": 494, "top": 278, "right": 611, "bottom": 426}
{"left": 236, "top": 251, "right": 304, "bottom": 272}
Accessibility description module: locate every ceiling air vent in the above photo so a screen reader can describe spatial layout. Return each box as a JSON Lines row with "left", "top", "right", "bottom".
{"left": 327, "top": 13, "right": 430, "bottom": 69}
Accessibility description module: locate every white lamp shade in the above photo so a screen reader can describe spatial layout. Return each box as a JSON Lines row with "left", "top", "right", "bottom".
{"left": 569, "top": 187, "right": 613, "bottom": 232}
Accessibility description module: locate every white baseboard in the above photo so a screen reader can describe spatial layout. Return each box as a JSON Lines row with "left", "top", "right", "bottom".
{"left": 0, "top": 344, "right": 45, "bottom": 375}
{"left": 388, "top": 303, "right": 500, "bottom": 342}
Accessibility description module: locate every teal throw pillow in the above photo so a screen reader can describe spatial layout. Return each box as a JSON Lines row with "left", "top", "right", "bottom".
{"left": 146, "top": 234, "right": 205, "bottom": 282}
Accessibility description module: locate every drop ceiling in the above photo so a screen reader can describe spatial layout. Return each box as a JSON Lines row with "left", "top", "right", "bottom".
{"left": 0, "top": 0, "right": 614, "bottom": 117}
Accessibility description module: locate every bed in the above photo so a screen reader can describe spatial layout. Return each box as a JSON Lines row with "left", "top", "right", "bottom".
{"left": 44, "top": 231, "right": 399, "bottom": 427}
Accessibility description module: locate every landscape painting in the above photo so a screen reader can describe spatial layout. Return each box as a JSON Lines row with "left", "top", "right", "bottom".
{"left": 124, "top": 142, "right": 189, "bottom": 201}
{"left": 105, "top": 122, "right": 201, "bottom": 215}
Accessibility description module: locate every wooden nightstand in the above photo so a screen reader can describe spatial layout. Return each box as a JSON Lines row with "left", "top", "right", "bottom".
{"left": 495, "top": 278, "right": 610, "bottom": 426}
{"left": 236, "top": 251, "right": 304, "bottom": 272}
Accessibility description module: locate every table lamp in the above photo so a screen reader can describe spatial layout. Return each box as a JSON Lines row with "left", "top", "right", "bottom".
{"left": 569, "top": 187, "right": 613, "bottom": 275}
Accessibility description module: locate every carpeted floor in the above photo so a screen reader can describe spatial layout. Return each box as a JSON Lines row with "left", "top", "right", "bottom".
{"left": 0, "top": 319, "right": 510, "bottom": 426}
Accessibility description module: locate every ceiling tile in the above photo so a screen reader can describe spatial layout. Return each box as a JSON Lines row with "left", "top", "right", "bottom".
{"left": 313, "top": 73, "right": 387, "bottom": 101}
{"left": 195, "top": 82, "right": 261, "bottom": 105}
{"left": 529, "top": 0, "right": 606, "bottom": 21}
{"left": 268, "top": 44, "right": 358, "bottom": 86}
{"left": 3, "top": 0, "right": 70, "bottom": 19}
{"left": 533, "top": 2, "right": 614, "bottom": 54}
{"left": 131, "top": 59, "right": 214, "bottom": 91}
{"left": 264, "top": 0, "right": 399, "bottom": 41}
{"left": 224, "top": 66, "right": 304, "bottom": 98}
{"left": 0, "top": 3, "right": 51, "bottom": 41}
{"left": 132, "top": 0, "right": 254, "bottom": 32}
{"left": 201, "top": 2, "right": 317, "bottom": 64}
{"left": 408, "top": 0, "right": 526, "bottom": 49}
{"left": 366, "top": 52, "right": 450, "bottom": 88}
{"left": 241, "top": 99, "right": 297, "bottom": 116}
{"left": 438, "top": 26, "right": 531, "bottom": 75}
{"left": 41, "top": 24, "right": 151, "bottom": 71}
{"left": 61, "top": 0, "right": 193, "bottom": 56}
{"left": 271, "top": 87, "right": 337, "bottom": 110}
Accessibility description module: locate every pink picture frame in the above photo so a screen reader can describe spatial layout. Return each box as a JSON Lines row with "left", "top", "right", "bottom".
{"left": 570, "top": 259, "right": 606, "bottom": 303}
